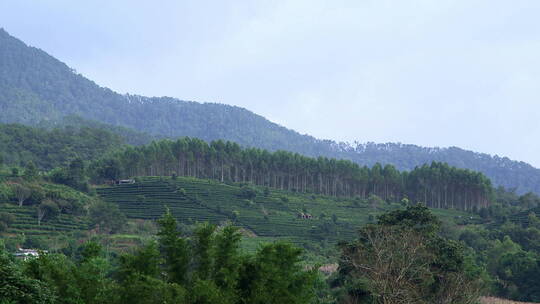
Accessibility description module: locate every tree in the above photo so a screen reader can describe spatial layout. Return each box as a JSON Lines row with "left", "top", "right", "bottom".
{"left": 80, "top": 241, "right": 103, "bottom": 263}
{"left": 13, "top": 183, "right": 31, "bottom": 207}
{"left": 332, "top": 214, "right": 338, "bottom": 224}
{"left": 76, "top": 255, "right": 115, "bottom": 304}
{"left": 116, "top": 242, "right": 187, "bottom": 304}
{"left": 0, "top": 212, "right": 15, "bottom": 232}
{"left": 157, "top": 209, "right": 189, "bottom": 285}
{"left": 88, "top": 201, "right": 126, "bottom": 233}
{"left": 24, "top": 161, "right": 39, "bottom": 180}
{"left": 11, "top": 167, "right": 19, "bottom": 176}
{"left": 49, "top": 158, "right": 89, "bottom": 192}
{"left": 377, "top": 204, "right": 441, "bottom": 235}
{"left": 337, "top": 206, "right": 485, "bottom": 304}
{"left": 213, "top": 225, "right": 242, "bottom": 290}
{"left": 0, "top": 242, "right": 55, "bottom": 303}
{"left": 37, "top": 200, "right": 59, "bottom": 226}
{"left": 97, "top": 158, "right": 122, "bottom": 181}
{"left": 238, "top": 242, "right": 317, "bottom": 304}
{"left": 495, "top": 251, "right": 540, "bottom": 301}
{"left": 193, "top": 223, "right": 217, "bottom": 280}
{"left": 239, "top": 185, "right": 257, "bottom": 200}
{"left": 24, "top": 252, "right": 82, "bottom": 304}
{"left": 340, "top": 226, "right": 433, "bottom": 303}
{"left": 93, "top": 138, "right": 493, "bottom": 211}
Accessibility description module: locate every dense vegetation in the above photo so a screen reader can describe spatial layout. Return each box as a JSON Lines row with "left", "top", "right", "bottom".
{"left": 335, "top": 205, "right": 485, "bottom": 303}
{"left": 3, "top": 196, "right": 539, "bottom": 303}
{"left": 0, "top": 123, "right": 124, "bottom": 169}
{"left": 93, "top": 138, "right": 493, "bottom": 211}
{"left": 2, "top": 28, "right": 540, "bottom": 195}
{"left": 1, "top": 211, "right": 317, "bottom": 304}
{"left": 346, "top": 142, "right": 540, "bottom": 195}
{"left": 37, "top": 115, "right": 158, "bottom": 146}
{"left": 1, "top": 157, "right": 540, "bottom": 302}
{"left": 456, "top": 188, "right": 540, "bottom": 302}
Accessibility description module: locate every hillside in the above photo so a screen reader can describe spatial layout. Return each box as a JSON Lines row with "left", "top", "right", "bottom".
{"left": 2, "top": 28, "right": 540, "bottom": 194}
{"left": 0, "top": 172, "right": 475, "bottom": 254}
{"left": 96, "top": 176, "right": 475, "bottom": 247}
{"left": 0, "top": 178, "right": 96, "bottom": 238}
{"left": 0, "top": 122, "right": 124, "bottom": 169}
{"left": 92, "top": 138, "right": 493, "bottom": 211}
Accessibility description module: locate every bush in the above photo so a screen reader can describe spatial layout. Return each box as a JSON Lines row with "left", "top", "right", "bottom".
{"left": 0, "top": 221, "right": 7, "bottom": 232}
{"left": 239, "top": 185, "right": 258, "bottom": 200}
{"left": 11, "top": 167, "right": 19, "bottom": 176}
{"left": 368, "top": 194, "right": 384, "bottom": 208}
{"left": 27, "top": 185, "right": 46, "bottom": 206}
{"left": 0, "top": 212, "right": 15, "bottom": 227}
{"left": 0, "top": 183, "right": 12, "bottom": 201}
{"left": 23, "top": 235, "right": 49, "bottom": 249}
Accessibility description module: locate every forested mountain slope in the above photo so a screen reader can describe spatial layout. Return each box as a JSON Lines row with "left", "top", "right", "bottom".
{"left": 0, "top": 123, "right": 124, "bottom": 169}
{"left": 342, "top": 143, "right": 540, "bottom": 194}
{"left": 1, "top": 28, "right": 540, "bottom": 193}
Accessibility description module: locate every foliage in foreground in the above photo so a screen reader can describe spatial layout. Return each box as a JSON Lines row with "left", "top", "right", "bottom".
{"left": 0, "top": 210, "right": 317, "bottom": 304}
{"left": 334, "top": 205, "right": 487, "bottom": 304}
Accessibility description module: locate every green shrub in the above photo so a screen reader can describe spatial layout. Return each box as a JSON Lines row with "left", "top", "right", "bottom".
{"left": 239, "top": 185, "right": 258, "bottom": 200}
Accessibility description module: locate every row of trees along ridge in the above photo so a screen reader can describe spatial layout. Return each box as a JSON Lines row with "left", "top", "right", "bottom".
{"left": 94, "top": 138, "right": 493, "bottom": 211}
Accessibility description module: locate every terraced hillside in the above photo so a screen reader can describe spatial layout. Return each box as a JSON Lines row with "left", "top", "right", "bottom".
{"left": 97, "top": 176, "right": 476, "bottom": 245}
{"left": 509, "top": 206, "right": 540, "bottom": 226}
{"left": 0, "top": 203, "right": 90, "bottom": 236}
{"left": 0, "top": 179, "right": 97, "bottom": 239}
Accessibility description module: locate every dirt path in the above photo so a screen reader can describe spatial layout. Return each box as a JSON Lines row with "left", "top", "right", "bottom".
{"left": 481, "top": 296, "right": 539, "bottom": 304}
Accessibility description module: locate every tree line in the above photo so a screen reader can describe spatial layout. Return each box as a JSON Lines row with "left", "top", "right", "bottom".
{"left": 92, "top": 138, "right": 493, "bottom": 210}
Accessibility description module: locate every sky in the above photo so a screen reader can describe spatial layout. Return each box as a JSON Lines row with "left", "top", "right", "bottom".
{"left": 1, "top": 1, "right": 540, "bottom": 166}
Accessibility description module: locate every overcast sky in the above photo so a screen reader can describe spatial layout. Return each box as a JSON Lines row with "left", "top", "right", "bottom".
{"left": 1, "top": 1, "right": 540, "bottom": 166}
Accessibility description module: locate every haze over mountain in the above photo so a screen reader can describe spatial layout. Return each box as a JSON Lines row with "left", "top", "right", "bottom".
{"left": 1, "top": 28, "right": 540, "bottom": 194}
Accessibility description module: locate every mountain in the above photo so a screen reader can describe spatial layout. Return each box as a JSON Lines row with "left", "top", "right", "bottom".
{"left": 1, "top": 27, "right": 540, "bottom": 194}
{"left": 0, "top": 122, "right": 124, "bottom": 169}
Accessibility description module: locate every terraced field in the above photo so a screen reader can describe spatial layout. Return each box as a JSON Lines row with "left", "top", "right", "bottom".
{"left": 509, "top": 206, "right": 540, "bottom": 226}
{"left": 0, "top": 203, "right": 90, "bottom": 236}
{"left": 97, "top": 177, "right": 477, "bottom": 245}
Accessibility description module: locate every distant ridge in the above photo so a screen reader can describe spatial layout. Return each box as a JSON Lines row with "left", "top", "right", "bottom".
{"left": 1, "top": 27, "right": 540, "bottom": 194}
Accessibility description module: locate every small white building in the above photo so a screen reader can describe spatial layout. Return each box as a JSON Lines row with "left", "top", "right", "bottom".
{"left": 117, "top": 179, "right": 135, "bottom": 185}
{"left": 13, "top": 248, "right": 46, "bottom": 261}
